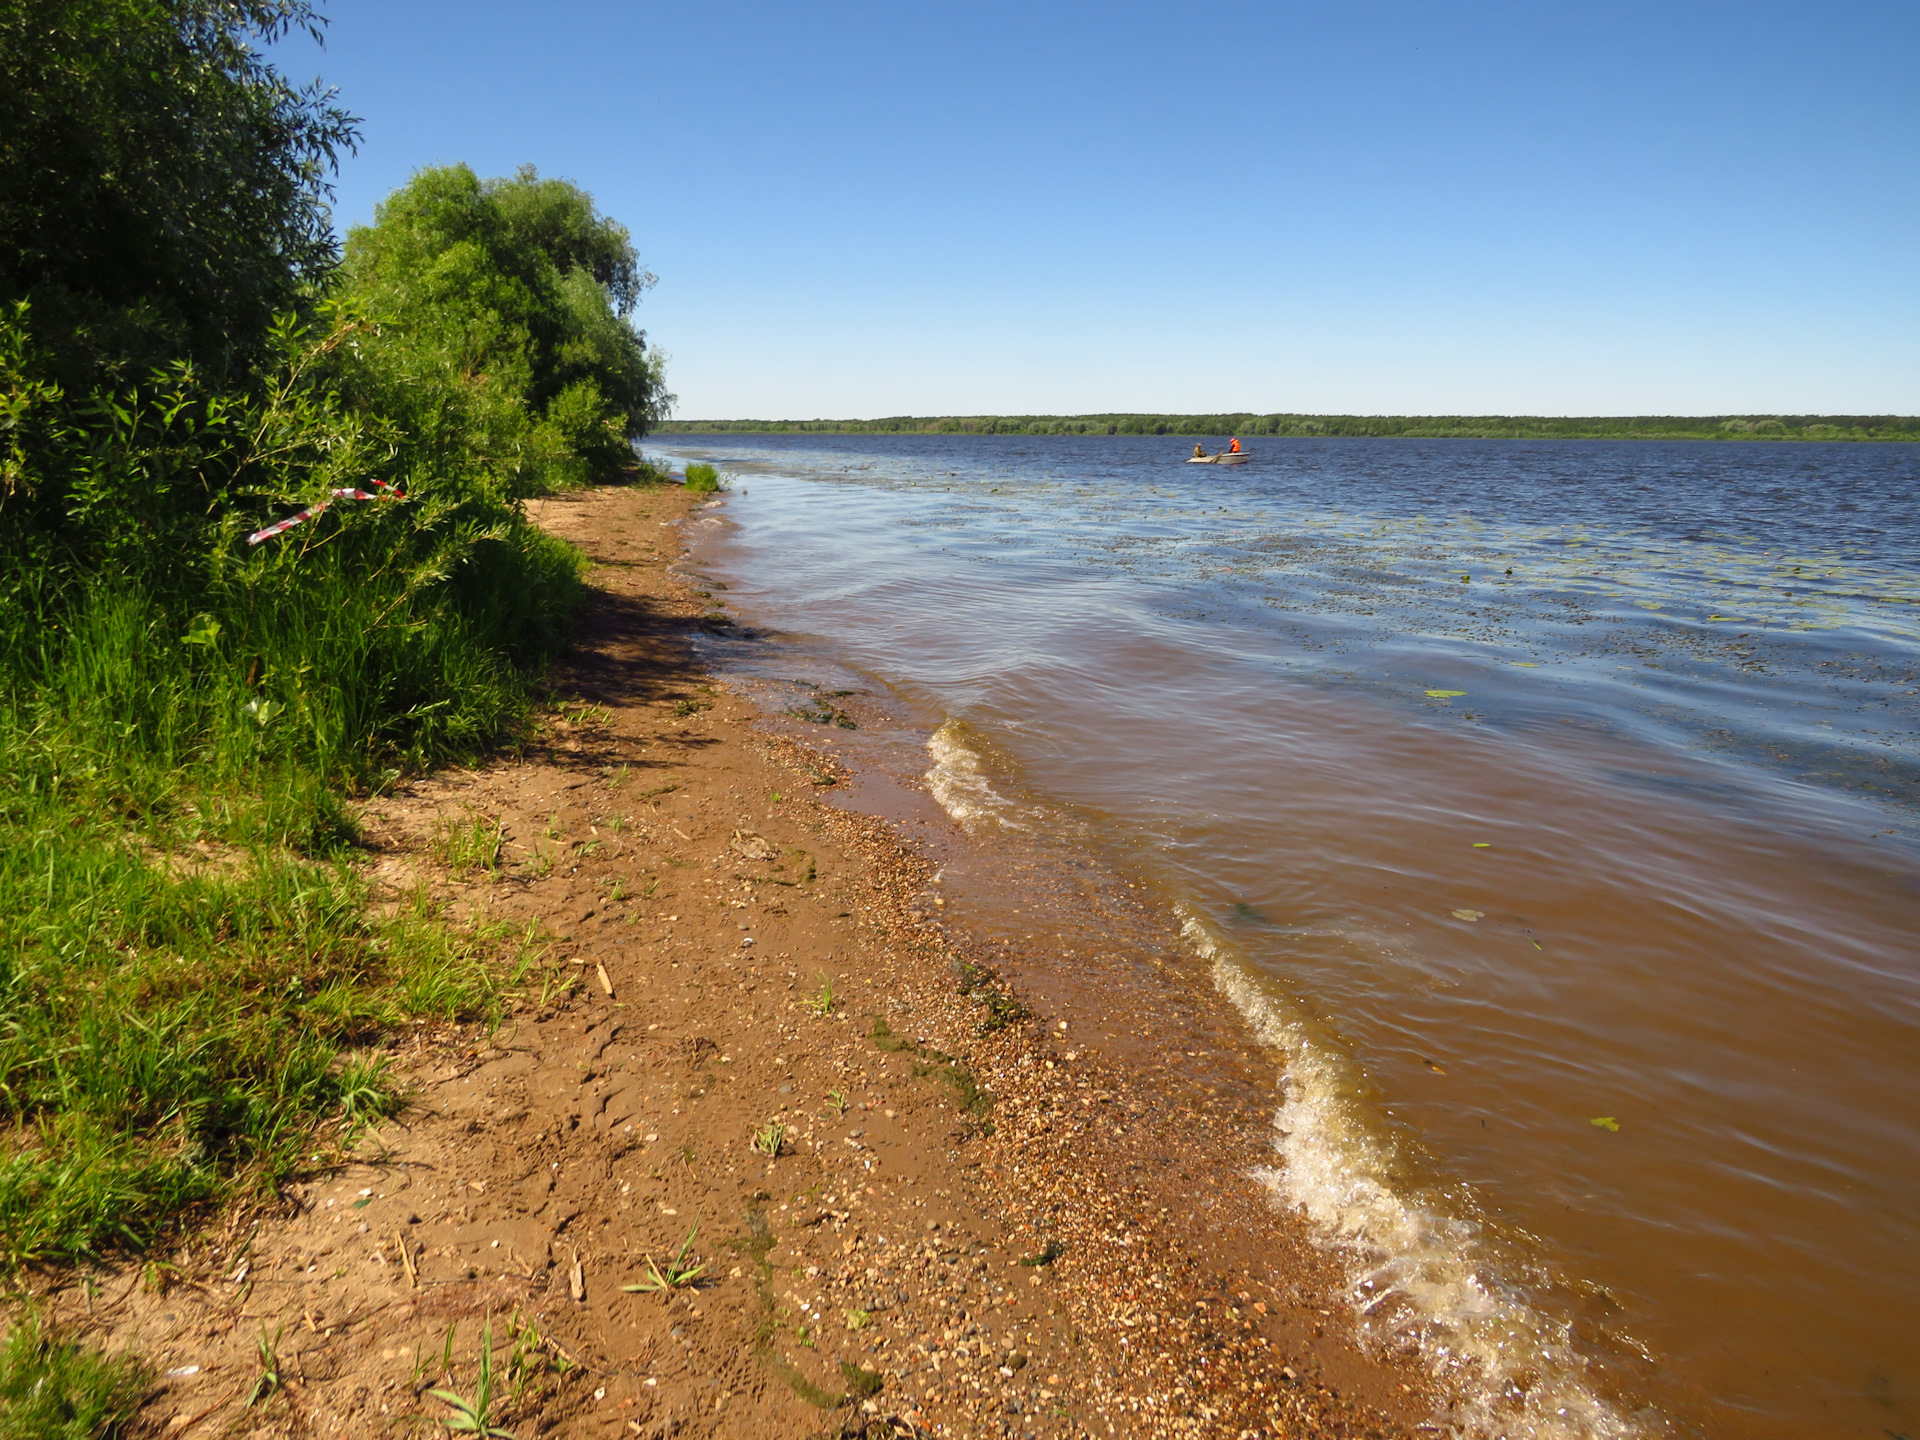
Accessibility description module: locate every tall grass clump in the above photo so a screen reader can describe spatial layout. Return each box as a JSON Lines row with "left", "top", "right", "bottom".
{"left": 683, "top": 461, "right": 722, "bottom": 492}
{"left": 0, "top": 1311, "right": 148, "bottom": 1440}
{"left": 0, "top": 0, "right": 671, "bottom": 1296}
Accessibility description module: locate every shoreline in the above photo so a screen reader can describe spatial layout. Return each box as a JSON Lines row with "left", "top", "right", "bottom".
{"left": 40, "top": 478, "right": 1431, "bottom": 1438}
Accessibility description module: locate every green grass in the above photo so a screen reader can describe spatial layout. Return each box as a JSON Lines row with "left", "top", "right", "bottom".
{"left": 621, "top": 1229, "right": 708, "bottom": 1294}
{"left": 0, "top": 1312, "right": 148, "bottom": 1440}
{"left": 435, "top": 813, "right": 505, "bottom": 874}
{"left": 683, "top": 461, "right": 722, "bottom": 492}
{"left": 0, "top": 510, "right": 582, "bottom": 1269}
{"left": 430, "top": 1316, "right": 515, "bottom": 1438}
{"left": 804, "top": 975, "right": 836, "bottom": 1017}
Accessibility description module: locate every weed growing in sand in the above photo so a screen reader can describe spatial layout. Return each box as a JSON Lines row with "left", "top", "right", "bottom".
{"left": 524, "top": 842, "right": 555, "bottom": 879}
{"left": 535, "top": 965, "right": 578, "bottom": 1007}
{"left": 0, "top": 1311, "right": 148, "bottom": 1438}
{"left": 414, "top": 1321, "right": 459, "bottom": 1391}
{"left": 622, "top": 1229, "right": 708, "bottom": 1294}
{"left": 245, "top": 1324, "right": 285, "bottom": 1408}
{"left": 805, "top": 974, "right": 837, "bottom": 1016}
{"left": 750, "top": 1121, "right": 788, "bottom": 1157}
{"left": 430, "top": 1316, "right": 514, "bottom": 1437}
{"left": 1020, "top": 1240, "right": 1066, "bottom": 1268}
{"left": 604, "top": 877, "right": 628, "bottom": 903}
{"left": 505, "top": 1311, "right": 569, "bottom": 1408}
{"left": 434, "top": 813, "right": 505, "bottom": 874}
{"left": 843, "top": 1308, "right": 871, "bottom": 1331}
{"left": 825, "top": 1089, "right": 850, "bottom": 1115}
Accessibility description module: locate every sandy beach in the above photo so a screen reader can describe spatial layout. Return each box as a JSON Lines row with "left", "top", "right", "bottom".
{"left": 41, "top": 479, "right": 1432, "bottom": 1439}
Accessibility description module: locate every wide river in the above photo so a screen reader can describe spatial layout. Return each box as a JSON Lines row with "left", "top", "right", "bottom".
{"left": 651, "top": 432, "right": 1919, "bottom": 1440}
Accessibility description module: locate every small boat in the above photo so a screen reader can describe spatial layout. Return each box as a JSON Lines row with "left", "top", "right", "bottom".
{"left": 1187, "top": 449, "right": 1251, "bottom": 465}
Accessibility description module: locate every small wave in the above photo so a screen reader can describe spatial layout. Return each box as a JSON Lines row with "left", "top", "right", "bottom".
{"left": 926, "top": 719, "right": 1029, "bottom": 832}
{"left": 1178, "top": 903, "right": 1646, "bottom": 1440}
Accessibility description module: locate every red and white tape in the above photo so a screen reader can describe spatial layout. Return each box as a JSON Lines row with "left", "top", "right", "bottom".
{"left": 247, "top": 480, "right": 404, "bottom": 546}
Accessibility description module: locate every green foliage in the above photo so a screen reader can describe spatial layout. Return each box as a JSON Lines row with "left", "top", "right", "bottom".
{"left": 341, "top": 164, "right": 671, "bottom": 495}
{"left": 804, "top": 974, "right": 837, "bottom": 1016}
{"left": 0, "top": 753, "right": 516, "bottom": 1264}
{"left": 1020, "top": 1240, "right": 1065, "bottom": 1267}
{"left": 245, "top": 1324, "right": 285, "bottom": 1408}
{"left": 0, "top": 0, "right": 673, "bottom": 1285}
{"left": 0, "top": 0, "right": 357, "bottom": 387}
{"left": 658, "top": 412, "right": 1920, "bottom": 442}
{"left": 435, "top": 813, "right": 506, "bottom": 874}
{"left": 683, "top": 461, "right": 721, "bottom": 492}
{"left": 431, "top": 1317, "right": 515, "bottom": 1438}
{"left": 621, "top": 1229, "right": 708, "bottom": 1294}
{"left": 0, "top": 1311, "right": 148, "bottom": 1440}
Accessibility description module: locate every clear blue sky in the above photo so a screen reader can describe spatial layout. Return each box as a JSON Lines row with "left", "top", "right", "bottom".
{"left": 283, "top": 0, "right": 1918, "bottom": 419}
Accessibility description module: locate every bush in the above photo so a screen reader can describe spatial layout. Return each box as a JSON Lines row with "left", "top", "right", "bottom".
{"left": 684, "top": 461, "right": 722, "bottom": 492}
{"left": 0, "top": 19, "right": 656, "bottom": 1275}
{"left": 339, "top": 163, "right": 671, "bottom": 497}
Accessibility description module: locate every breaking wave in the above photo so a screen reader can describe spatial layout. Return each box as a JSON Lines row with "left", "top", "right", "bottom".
{"left": 925, "top": 719, "right": 1031, "bottom": 833}
{"left": 1177, "top": 903, "right": 1647, "bottom": 1440}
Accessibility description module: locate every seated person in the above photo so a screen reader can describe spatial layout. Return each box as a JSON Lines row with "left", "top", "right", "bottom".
{"left": 1228, "top": 437, "right": 1241, "bottom": 453}
{"left": 1192, "top": 443, "right": 1207, "bottom": 458}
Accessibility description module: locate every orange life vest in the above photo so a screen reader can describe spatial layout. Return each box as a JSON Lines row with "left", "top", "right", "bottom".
{"left": 1228, "top": 438, "right": 1240, "bottom": 452}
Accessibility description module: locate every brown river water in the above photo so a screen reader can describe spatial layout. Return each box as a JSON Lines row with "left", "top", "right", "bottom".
{"left": 654, "top": 433, "right": 1919, "bottom": 1440}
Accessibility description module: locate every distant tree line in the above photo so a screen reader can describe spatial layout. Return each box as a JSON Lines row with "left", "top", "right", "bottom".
{"left": 658, "top": 413, "right": 1920, "bottom": 442}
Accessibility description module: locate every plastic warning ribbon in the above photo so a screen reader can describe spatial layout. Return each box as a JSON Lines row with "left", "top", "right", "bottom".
{"left": 246, "top": 480, "right": 404, "bottom": 546}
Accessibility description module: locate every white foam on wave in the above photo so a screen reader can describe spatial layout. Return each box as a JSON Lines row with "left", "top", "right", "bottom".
{"left": 926, "top": 719, "right": 1029, "bottom": 832}
{"left": 1177, "top": 903, "right": 1646, "bottom": 1440}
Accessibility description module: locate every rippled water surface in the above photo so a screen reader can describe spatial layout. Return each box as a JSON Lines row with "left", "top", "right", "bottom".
{"left": 657, "top": 433, "right": 1920, "bottom": 1439}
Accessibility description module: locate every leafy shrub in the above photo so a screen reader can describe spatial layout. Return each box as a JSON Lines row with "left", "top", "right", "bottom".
{"left": 0, "top": 0, "right": 668, "bottom": 1279}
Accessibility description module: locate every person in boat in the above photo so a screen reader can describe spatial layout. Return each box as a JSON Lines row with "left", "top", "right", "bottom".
{"left": 1228, "top": 437, "right": 1241, "bottom": 453}
{"left": 1192, "top": 442, "right": 1207, "bottom": 459}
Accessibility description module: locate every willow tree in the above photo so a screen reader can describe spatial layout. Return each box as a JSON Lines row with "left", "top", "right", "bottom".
{"left": 342, "top": 164, "right": 671, "bottom": 492}
{"left": 0, "top": 0, "right": 357, "bottom": 385}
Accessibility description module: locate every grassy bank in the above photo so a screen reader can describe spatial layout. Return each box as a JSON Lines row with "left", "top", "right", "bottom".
{"left": 657, "top": 411, "right": 1920, "bottom": 441}
{"left": 0, "top": 0, "right": 675, "bottom": 1423}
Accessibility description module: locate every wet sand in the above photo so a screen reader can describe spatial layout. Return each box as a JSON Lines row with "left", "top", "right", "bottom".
{"left": 40, "top": 479, "right": 1433, "bottom": 1439}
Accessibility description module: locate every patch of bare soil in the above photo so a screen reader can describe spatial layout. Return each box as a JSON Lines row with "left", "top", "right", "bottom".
{"left": 41, "top": 481, "right": 1436, "bottom": 1439}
